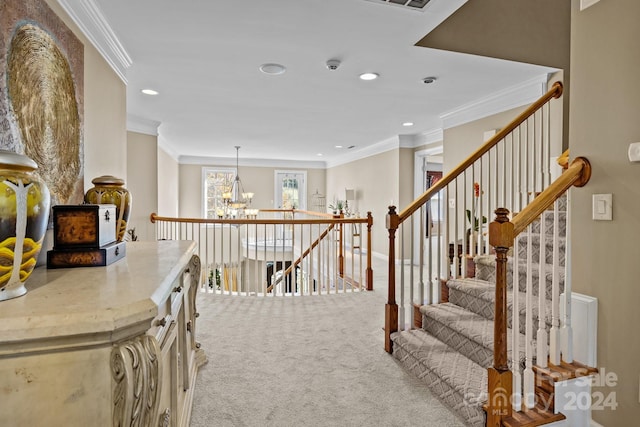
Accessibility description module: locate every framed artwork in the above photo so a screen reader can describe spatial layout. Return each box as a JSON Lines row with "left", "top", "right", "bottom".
{"left": 0, "top": 0, "right": 84, "bottom": 206}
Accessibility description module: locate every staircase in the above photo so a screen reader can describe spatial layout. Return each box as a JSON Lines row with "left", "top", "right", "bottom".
{"left": 383, "top": 81, "right": 597, "bottom": 427}
{"left": 391, "top": 203, "right": 567, "bottom": 426}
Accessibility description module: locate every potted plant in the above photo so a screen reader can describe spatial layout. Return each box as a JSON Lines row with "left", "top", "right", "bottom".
{"left": 328, "top": 200, "right": 344, "bottom": 214}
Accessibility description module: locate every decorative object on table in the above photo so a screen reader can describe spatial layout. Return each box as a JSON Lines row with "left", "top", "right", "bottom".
{"left": 0, "top": 0, "right": 85, "bottom": 207}
{"left": 51, "top": 204, "right": 116, "bottom": 249}
{"left": 46, "top": 240, "right": 125, "bottom": 268}
{"left": 46, "top": 204, "right": 126, "bottom": 268}
{"left": 125, "top": 227, "right": 138, "bottom": 242}
{"left": 0, "top": 150, "right": 50, "bottom": 301}
{"left": 84, "top": 175, "right": 132, "bottom": 241}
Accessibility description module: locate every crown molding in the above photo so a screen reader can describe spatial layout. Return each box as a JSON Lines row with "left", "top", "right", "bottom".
{"left": 439, "top": 74, "right": 550, "bottom": 129}
{"left": 400, "top": 128, "right": 443, "bottom": 148}
{"left": 325, "top": 135, "right": 400, "bottom": 168}
{"left": 179, "top": 155, "right": 326, "bottom": 169}
{"left": 57, "top": 0, "right": 132, "bottom": 84}
{"left": 157, "top": 137, "right": 180, "bottom": 162}
{"left": 127, "top": 115, "right": 160, "bottom": 136}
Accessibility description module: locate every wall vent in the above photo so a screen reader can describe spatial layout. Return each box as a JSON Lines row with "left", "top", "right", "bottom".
{"left": 364, "top": 0, "right": 432, "bottom": 12}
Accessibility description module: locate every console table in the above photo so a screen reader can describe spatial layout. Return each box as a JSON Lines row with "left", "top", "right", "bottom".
{"left": 0, "top": 240, "right": 206, "bottom": 427}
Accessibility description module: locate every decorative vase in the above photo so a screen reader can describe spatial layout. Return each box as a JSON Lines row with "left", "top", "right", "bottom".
{"left": 0, "top": 150, "right": 50, "bottom": 302}
{"left": 84, "top": 175, "right": 132, "bottom": 242}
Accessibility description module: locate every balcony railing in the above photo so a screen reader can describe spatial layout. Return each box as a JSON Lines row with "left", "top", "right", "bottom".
{"left": 150, "top": 210, "right": 373, "bottom": 296}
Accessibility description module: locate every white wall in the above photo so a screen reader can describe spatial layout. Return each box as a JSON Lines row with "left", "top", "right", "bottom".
{"left": 158, "top": 148, "right": 179, "bottom": 217}
{"left": 326, "top": 149, "right": 406, "bottom": 257}
{"left": 127, "top": 131, "right": 158, "bottom": 241}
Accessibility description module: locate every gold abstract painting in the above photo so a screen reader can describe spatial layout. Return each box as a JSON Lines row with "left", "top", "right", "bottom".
{"left": 0, "top": 0, "right": 84, "bottom": 206}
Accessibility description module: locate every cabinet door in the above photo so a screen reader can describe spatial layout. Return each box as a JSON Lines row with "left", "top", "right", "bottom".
{"left": 157, "top": 320, "right": 178, "bottom": 426}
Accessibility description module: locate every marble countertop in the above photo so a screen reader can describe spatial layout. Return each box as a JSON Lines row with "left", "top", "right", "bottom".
{"left": 0, "top": 240, "right": 196, "bottom": 347}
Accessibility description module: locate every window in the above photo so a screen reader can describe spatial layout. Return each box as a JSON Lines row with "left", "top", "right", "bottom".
{"left": 203, "top": 168, "right": 235, "bottom": 218}
{"left": 274, "top": 171, "right": 306, "bottom": 210}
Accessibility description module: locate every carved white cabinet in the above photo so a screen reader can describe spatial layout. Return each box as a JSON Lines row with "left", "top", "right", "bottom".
{"left": 0, "top": 241, "right": 206, "bottom": 427}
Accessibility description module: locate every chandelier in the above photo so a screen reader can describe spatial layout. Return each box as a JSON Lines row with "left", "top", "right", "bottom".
{"left": 222, "top": 146, "right": 255, "bottom": 216}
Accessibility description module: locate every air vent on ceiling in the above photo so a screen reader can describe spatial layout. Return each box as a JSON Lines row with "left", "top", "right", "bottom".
{"left": 365, "top": 0, "right": 431, "bottom": 11}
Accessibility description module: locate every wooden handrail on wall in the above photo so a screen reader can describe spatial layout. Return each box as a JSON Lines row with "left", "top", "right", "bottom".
{"left": 485, "top": 156, "right": 591, "bottom": 426}
{"left": 511, "top": 157, "right": 591, "bottom": 235}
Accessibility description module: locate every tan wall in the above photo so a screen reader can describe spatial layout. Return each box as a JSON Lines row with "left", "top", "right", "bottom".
{"left": 44, "top": 1, "right": 128, "bottom": 188}
{"left": 443, "top": 106, "right": 527, "bottom": 172}
{"left": 158, "top": 148, "right": 179, "bottom": 217}
{"left": 126, "top": 131, "right": 157, "bottom": 241}
{"left": 326, "top": 149, "right": 401, "bottom": 257}
{"left": 179, "top": 163, "right": 325, "bottom": 218}
{"left": 570, "top": 0, "right": 640, "bottom": 424}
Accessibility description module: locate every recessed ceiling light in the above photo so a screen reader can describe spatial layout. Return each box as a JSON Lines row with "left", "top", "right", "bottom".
{"left": 335, "top": 145, "right": 343, "bottom": 149}
{"left": 402, "top": 122, "right": 414, "bottom": 127}
{"left": 259, "top": 63, "right": 286, "bottom": 75}
{"left": 359, "top": 72, "right": 379, "bottom": 81}
{"left": 141, "top": 89, "right": 159, "bottom": 95}
{"left": 317, "top": 153, "right": 323, "bottom": 157}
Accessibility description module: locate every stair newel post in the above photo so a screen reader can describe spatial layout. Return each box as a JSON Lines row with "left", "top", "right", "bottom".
{"left": 385, "top": 206, "right": 399, "bottom": 353}
{"left": 366, "top": 211, "right": 373, "bottom": 291}
{"left": 486, "top": 208, "right": 514, "bottom": 426}
{"left": 339, "top": 212, "right": 345, "bottom": 278}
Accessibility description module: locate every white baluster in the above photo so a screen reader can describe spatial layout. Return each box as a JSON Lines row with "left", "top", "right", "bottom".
{"left": 523, "top": 225, "right": 535, "bottom": 409}
{"left": 537, "top": 210, "right": 548, "bottom": 368}
{"left": 549, "top": 200, "right": 561, "bottom": 364}
{"left": 562, "top": 191, "right": 574, "bottom": 362}
{"left": 512, "top": 234, "right": 522, "bottom": 412}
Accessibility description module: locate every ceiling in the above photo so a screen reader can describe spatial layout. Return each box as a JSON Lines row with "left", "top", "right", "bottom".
{"left": 64, "top": 0, "right": 555, "bottom": 165}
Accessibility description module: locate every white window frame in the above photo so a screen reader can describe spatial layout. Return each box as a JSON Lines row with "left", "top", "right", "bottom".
{"left": 202, "top": 167, "right": 236, "bottom": 218}
{"left": 274, "top": 170, "right": 307, "bottom": 210}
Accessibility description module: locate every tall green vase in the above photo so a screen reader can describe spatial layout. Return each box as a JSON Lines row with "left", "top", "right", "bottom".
{"left": 0, "top": 150, "right": 50, "bottom": 302}
{"left": 84, "top": 175, "right": 132, "bottom": 242}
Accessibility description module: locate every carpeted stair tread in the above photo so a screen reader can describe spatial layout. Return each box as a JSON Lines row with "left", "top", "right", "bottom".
{"left": 474, "top": 256, "right": 565, "bottom": 299}
{"left": 447, "top": 278, "right": 555, "bottom": 337}
{"left": 421, "top": 302, "right": 529, "bottom": 369}
{"left": 391, "top": 329, "right": 487, "bottom": 427}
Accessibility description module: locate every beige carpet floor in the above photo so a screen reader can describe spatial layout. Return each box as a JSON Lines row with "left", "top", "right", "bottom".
{"left": 189, "top": 258, "right": 467, "bottom": 427}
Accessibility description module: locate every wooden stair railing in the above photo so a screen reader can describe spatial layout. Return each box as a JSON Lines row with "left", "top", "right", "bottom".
{"left": 486, "top": 157, "right": 591, "bottom": 427}
{"left": 385, "top": 81, "right": 564, "bottom": 354}
{"left": 152, "top": 210, "right": 374, "bottom": 294}
{"left": 268, "top": 221, "right": 336, "bottom": 293}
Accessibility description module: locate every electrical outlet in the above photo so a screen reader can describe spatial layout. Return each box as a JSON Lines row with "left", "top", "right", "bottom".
{"left": 449, "top": 198, "right": 455, "bottom": 209}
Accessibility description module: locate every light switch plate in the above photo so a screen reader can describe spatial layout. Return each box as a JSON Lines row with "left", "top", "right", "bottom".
{"left": 592, "top": 194, "right": 612, "bottom": 220}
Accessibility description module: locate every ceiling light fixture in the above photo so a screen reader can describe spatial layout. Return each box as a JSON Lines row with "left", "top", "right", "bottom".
{"left": 422, "top": 76, "right": 437, "bottom": 84}
{"left": 222, "top": 146, "right": 253, "bottom": 213}
{"left": 141, "top": 89, "right": 159, "bottom": 95}
{"left": 335, "top": 145, "right": 343, "bottom": 149}
{"left": 359, "top": 72, "right": 379, "bottom": 81}
{"left": 259, "top": 63, "right": 286, "bottom": 75}
{"left": 402, "top": 122, "right": 414, "bottom": 127}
